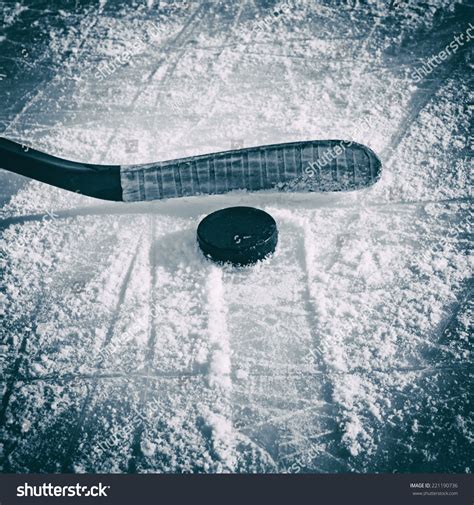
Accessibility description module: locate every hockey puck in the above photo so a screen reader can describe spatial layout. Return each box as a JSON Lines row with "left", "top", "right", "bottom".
{"left": 197, "top": 206, "right": 278, "bottom": 266}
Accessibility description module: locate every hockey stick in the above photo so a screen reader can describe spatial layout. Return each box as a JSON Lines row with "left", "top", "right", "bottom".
{"left": 0, "top": 137, "right": 381, "bottom": 202}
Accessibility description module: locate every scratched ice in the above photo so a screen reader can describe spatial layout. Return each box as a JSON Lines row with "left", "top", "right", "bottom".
{"left": 0, "top": 0, "right": 471, "bottom": 473}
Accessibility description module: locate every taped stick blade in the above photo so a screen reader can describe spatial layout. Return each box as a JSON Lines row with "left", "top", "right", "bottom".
{"left": 120, "top": 140, "right": 382, "bottom": 202}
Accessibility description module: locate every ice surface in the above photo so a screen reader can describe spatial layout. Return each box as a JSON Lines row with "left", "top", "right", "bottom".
{"left": 0, "top": 0, "right": 472, "bottom": 473}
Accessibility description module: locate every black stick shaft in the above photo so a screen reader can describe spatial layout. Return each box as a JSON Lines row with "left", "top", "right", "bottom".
{"left": 0, "top": 137, "right": 123, "bottom": 201}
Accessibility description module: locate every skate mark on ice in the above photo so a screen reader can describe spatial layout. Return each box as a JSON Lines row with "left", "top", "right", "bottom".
{"left": 278, "top": 213, "right": 359, "bottom": 467}
{"left": 152, "top": 2, "right": 245, "bottom": 109}
{"left": 171, "top": 2, "right": 247, "bottom": 145}
{"left": 224, "top": 215, "right": 347, "bottom": 470}
{"left": 127, "top": 218, "right": 158, "bottom": 473}
{"left": 61, "top": 237, "right": 143, "bottom": 471}
{"left": 1, "top": 197, "right": 471, "bottom": 231}
{"left": 381, "top": 47, "right": 467, "bottom": 163}
{"left": 234, "top": 430, "right": 278, "bottom": 472}
{"left": 100, "top": 4, "right": 205, "bottom": 161}
{"left": 15, "top": 361, "right": 471, "bottom": 387}
{"left": 1, "top": 8, "right": 99, "bottom": 138}
{"left": 16, "top": 371, "right": 202, "bottom": 384}
{"left": 435, "top": 283, "right": 473, "bottom": 346}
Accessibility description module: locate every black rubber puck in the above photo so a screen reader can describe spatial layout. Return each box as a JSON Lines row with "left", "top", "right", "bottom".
{"left": 197, "top": 206, "right": 278, "bottom": 266}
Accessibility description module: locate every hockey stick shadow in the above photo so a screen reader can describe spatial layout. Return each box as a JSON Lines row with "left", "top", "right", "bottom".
{"left": 0, "top": 190, "right": 355, "bottom": 230}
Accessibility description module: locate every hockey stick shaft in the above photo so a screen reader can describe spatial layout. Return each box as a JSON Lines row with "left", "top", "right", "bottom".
{"left": 0, "top": 137, "right": 122, "bottom": 201}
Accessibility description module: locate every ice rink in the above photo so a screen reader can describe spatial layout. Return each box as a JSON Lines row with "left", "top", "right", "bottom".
{"left": 0, "top": 0, "right": 472, "bottom": 473}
